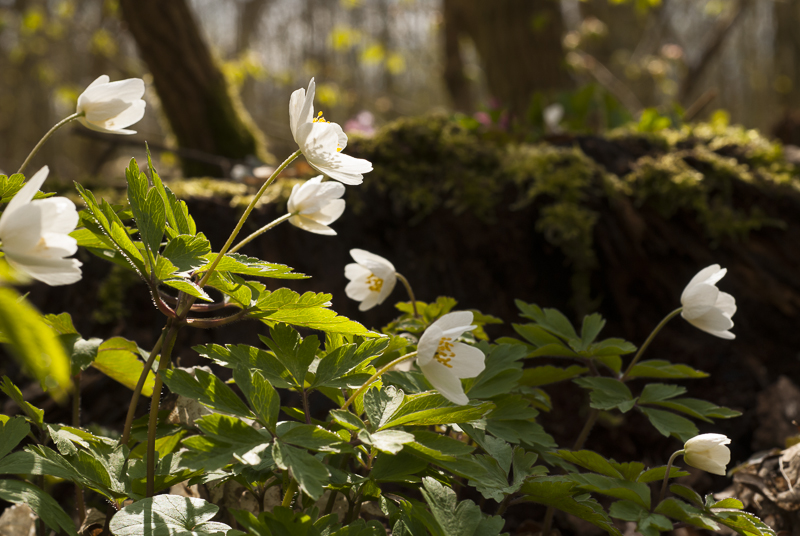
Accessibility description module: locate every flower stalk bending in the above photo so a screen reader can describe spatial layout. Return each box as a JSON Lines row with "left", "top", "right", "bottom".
{"left": 342, "top": 351, "right": 418, "bottom": 410}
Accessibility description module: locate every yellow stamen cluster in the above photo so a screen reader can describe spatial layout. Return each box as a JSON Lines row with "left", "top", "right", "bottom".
{"left": 434, "top": 337, "right": 455, "bottom": 368}
{"left": 313, "top": 110, "right": 330, "bottom": 123}
{"left": 366, "top": 273, "right": 383, "bottom": 292}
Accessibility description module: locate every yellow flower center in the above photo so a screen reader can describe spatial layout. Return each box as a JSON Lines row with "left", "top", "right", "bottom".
{"left": 434, "top": 337, "right": 456, "bottom": 368}
{"left": 366, "top": 273, "right": 383, "bottom": 292}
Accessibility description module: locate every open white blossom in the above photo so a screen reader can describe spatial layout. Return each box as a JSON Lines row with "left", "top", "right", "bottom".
{"left": 287, "top": 176, "right": 345, "bottom": 235}
{"left": 680, "top": 264, "right": 736, "bottom": 339}
{"left": 290, "top": 78, "right": 372, "bottom": 185}
{"left": 416, "top": 311, "right": 485, "bottom": 405}
{"left": 76, "top": 75, "right": 146, "bottom": 135}
{"left": 683, "top": 433, "right": 731, "bottom": 476}
{"left": 344, "top": 249, "right": 396, "bottom": 311}
{"left": 0, "top": 166, "right": 82, "bottom": 285}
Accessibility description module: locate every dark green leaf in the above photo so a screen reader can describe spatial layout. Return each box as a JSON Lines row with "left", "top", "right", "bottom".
{"left": 161, "top": 368, "right": 253, "bottom": 418}
{"left": 627, "top": 360, "right": 708, "bottom": 380}
{"left": 0, "top": 416, "right": 30, "bottom": 459}
{"left": 574, "top": 377, "right": 637, "bottom": 413}
{"left": 260, "top": 323, "right": 319, "bottom": 388}
{"left": 109, "top": 494, "right": 231, "bottom": 536}
{"left": 520, "top": 365, "right": 588, "bottom": 387}
{"left": 0, "top": 479, "right": 78, "bottom": 536}
{"left": 272, "top": 441, "right": 330, "bottom": 499}
{"left": 92, "top": 337, "right": 156, "bottom": 397}
{"left": 519, "top": 478, "right": 621, "bottom": 535}
{"left": 161, "top": 234, "right": 212, "bottom": 275}
{"left": 639, "top": 407, "right": 698, "bottom": 441}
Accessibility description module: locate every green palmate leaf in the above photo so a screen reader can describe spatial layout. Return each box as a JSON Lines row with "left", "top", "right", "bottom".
{"left": 230, "top": 506, "right": 320, "bottom": 536}
{"left": 648, "top": 398, "right": 741, "bottom": 422}
{"left": 574, "top": 377, "right": 637, "bottom": 413}
{"left": 636, "top": 466, "right": 689, "bottom": 484}
{"left": 420, "top": 477, "right": 505, "bottom": 536}
{"left": 312, "top": 337, "right": 390, "bottom": 389}
{"left": 161, "top": 234, "right": 212, "bottom": 275}
{"left": 626, "top": 360, "right": 708, "bottom": 379}
{"left": 639, "top": 407, "right": 698, "bottom": 441}
{"left": 670, "top": 484, "right": 703, "bottom": 506}
{"left": 92, "top": 337, "right": 156, "bottom": 397}
{"left": 0, "top": 416, "right": 30, "bottom": 459}
{"left": 512, "top": 324, "right": 576, "bottom": 356}
{"left": 567, "top": 473, "right": 651, "bottom": 510}
{"left": 712, "top": 510, "right": 776, "bottom": 536}
{"left": 239, "top": 369, "right": 280, "bottom": 432}
{"left": 330, "top": 409, "right": 367, "bottom": 431}
{"left": 514, "top": 301, "right": 580, "bottom": 341}
{"left": 0, "top": 376, "right": 44, "bottom": 427}
{"left": 0, "top": 289, "right": 72, "bottom": 402}
{"left": 579, "top": 313, "right": 606, "bottom": 351}
{"left": 638, "top": 384, "right": 687, "bottom": 404}
{"left": 654, "top": 498, "right": 719, "bottom": 531}
{"left": 272, "top": 441, "right": 330, "bottom": 500}
{"left": 378, "top": 391, "right": 494, "bottom": 430}
{"left": 109, "top": 495, "right": 231, "bottom": 536}
{"left": 183, "top": 414, "right": 270, "bottom": 471}
{"left": 198, "top": 252, "right": 307, "bottom": 279}
{"left": 195, "top": 343, "right": 294, "bottom": 389}
{"left": 519, "top": 478, "right": 621, "bottom": 535}
{"left": 161, "top": 368, "right": 253, "bottom": 418}
{"left": 260, "top": 323, "right": 319, "bottom": 388}
{"left": 371, "top": 450, "right": 428, "bottom": 483}
{"left": 554, "top": 450, "right": 624, "bottom": 479}
{"left": 405, "top": 431, "right": 475, "bottom": 462}
{"left": 0, "top": 173, "right": 26, "bottom": 202}
{"left": 464, "top": 344, "right": 525, "bottom": 399}
{"left": 0, "top": 480, "right": 79, "bottom": 536}
{"left": 359, "top": 429, "right": 415, "bottom": 454}
{"left": 363, "top": 386, "right": 405, "bottom": 431}
{"left": 276, "top": 422, "right": 350, "bottom": 452}
{"left": 588, "top": 338, "right": 637, "bottom": 357}
{"left": 128, "top": 452, "right": 203, "bottom": 497}
{"left": 204, "top": 271, "right": 256, "bottom": 307}
{"left": 609, "top": 500, "right": 672, "bottom": 536}
{"left": 256, "top": 294, "right": 372, "bottom": 335}
{"left": 162, "top": 278, "right": 213, "bottom": 302}
{"left": 520, "top": 364, "right": 589, "bottom": 387}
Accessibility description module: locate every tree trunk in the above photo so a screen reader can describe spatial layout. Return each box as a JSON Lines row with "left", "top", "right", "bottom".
{"left": 449, "top": 0, "right": 572, "bottom": 119}
{"left": 119, "top": 0, "right": 269, "bottom": 177}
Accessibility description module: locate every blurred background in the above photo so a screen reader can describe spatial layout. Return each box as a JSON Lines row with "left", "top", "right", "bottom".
{"left": 2, "top": 0, "right": 800, "bottom": 182}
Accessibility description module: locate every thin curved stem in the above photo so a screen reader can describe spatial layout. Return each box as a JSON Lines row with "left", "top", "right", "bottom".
{"left": 621, "top": 307, "right": 683, "bottom": 381}
{"left": 194, "top": 150, "right": 301, "bottom": 296}
{"left": 120, "top": 330, "right": 166, "bottom": 446}
{"left": 658, "top": 450, "right": 685, "bottom": 506}
{"left": 229, "top": 213, "right": 293, "bottom": 254}
{"left": 395, "top": 273, "right": 419, "bottom": 318}
{"left": 18, "top": 113, "right": 80, "bottom": 174}
{"left": 342, "top": 351, "right": 417, "bottom": 410}
{"left": 282, "top": 479, "right": 298, "bottom": 509}
{"left": 572, "top": 408, "right": 600, "bottom": 451}
{"left": 146, "top": 323, "right": 179, "bottom": 497}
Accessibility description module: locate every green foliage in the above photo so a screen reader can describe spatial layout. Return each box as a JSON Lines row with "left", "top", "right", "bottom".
{"left": 109, "top": 495, "right": 232, "bottom": 536}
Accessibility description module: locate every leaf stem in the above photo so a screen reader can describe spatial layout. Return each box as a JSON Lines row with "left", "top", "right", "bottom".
{"left": 282, "top": 479, "right": 298, "bottom": 508}
{"left": 395, "top": 273, "right": 419, "bottom": 318}
{"left": 573, "top": 408, "right": 600, "bottom": 451}
{"left": 18, "top": 112, "right": 81, "bottom": 174}
{"left": 302, "top": 389, "right": 312, "bottom": 425}
{"left": 195, "top": 150, "right": 301, "bottom": 293}
{"left": 341, "top": 351, "right": 417, "bottom": 410}
{"left": 146, "top": 322, "right": 179, "bottom": 497}
{"left": 229, "top": 213, "right": 293, "bottom": 254}
{"left": 120, "top": 330, "right": 166, "bottom": 446}
{"left": 658, "top": 449, "right": 685, "bottom": 506}
{"left": 621, "top": 307, "right": 683, "bottom": 381}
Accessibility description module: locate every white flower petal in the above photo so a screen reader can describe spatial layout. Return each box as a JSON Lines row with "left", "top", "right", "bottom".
{"left": 448, "top": 342, "right": 486, "bottom": 378}
{"left": 683, "top": 433, "right": 731, "bottom": 475}
{"left": 6, "top": 256, "right": 82, "bottom": 286}
{"left": 345, "top": 278, "right": 373, "bottom": 301}
{"left": 350, "top": 249, "right": 395, "bottom": 273}
{"left": 0, "top": 166, "right": 49, "bottom": 229}
{"left": 289, "top": 215, "right": 336, "bottom": 235}
{"left": 344, "top": 263, "right": 371, "bottom": 282}
{"left": 417, "top": 325, "right": 443, "bottom": 367}
{"left": 75, "top": 75, "right": 146, "bottom": 135}
{"left": 681, "top": 283, "right": 719, "bottom": 319}
{"left": 358, "top": 292, "right": 381, "bottom": 311}
{"left": 418, "top": 360, "right": 469, "bottom": 405}
{"left": 680, "top": 265, "right": 736, "bottom": 339}
{"left": 312, "top": 199, "right": 346, "bottom": 224}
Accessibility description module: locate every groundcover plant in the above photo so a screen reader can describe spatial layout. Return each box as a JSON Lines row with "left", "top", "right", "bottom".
{"left": 0, "top": 76, "right": 776, "bottom": 536}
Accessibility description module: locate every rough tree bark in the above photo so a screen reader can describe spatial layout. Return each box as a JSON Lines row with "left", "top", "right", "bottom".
{"left": 119, "top": 0, "right": 268, "bottom": 177}
{"left": 445, "top": 0, "right": 572, "bottom": 118}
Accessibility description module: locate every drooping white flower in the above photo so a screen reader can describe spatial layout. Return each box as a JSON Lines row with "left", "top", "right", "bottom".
{"left": 344, "top": 249, "right": 396, "bottom": 311}
{"left": 416, "top": 311, "right": 485, "bottom": 405}
{"left": 683, "top": 433, "right": 731, "bottom": 476}
{"left": 287, "top": 176, "right": 345, "bottom": 235}
{"left": 289, "top": 78, "right": 372, "bottom": 185}
{"left": 680, "top": 265, "right": 736, "bottom": 340}
{"left": 0, "top": 167, "right": 82, "bottom": 285}
{"left": 76, "top": 75, "right": 146, "bottom": 135}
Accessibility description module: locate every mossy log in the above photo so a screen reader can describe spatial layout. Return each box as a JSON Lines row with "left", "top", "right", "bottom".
{"left": 18, "top": 115, "right": 800, "bottom": 481}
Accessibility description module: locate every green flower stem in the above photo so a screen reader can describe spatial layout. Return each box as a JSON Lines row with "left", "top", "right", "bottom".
{"left": 658, "top": 449, "right": 685, "bottom": 506}
{"left": 72, "top": 373, "right": 86, "bottom": 525}
{"left": 395, "top": 273, "right": 419, "bottom": 318}
{"left": 341, "top": 351, "right": 418, "bottom": 411}
{"left": 573, "top": 408, "right": 600, "bottom": 451}
{"left": 229, "top": 213, "right": 293, "bottom": 254}
{"left": 120, "top": 330, "right": 166, "bottom": 446}
{"left": 195, "top": 149, "right": 301, "bottom": 294}
{"left": 621, "top": 307, "right": 683, "bottom": 381}
{"left": 17, "top": 112, "right": 81, "bottom": 175}
{"left": 146, "top": 322, "right": 179, "bottom": 497}
{"left": 282, "top": 479, "right": 298, "bottom": 508}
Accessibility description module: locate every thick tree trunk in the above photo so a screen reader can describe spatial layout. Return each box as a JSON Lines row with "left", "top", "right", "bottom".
{"left": 119, "top": 0, "right": 268, "bottom": 177}
{"left": 449, "top": 0, "right": 572, "bottom": 119}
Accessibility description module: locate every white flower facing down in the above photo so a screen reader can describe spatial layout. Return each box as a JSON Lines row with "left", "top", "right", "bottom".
{"left": 344, "top": 249, "right": 397, "bottom": 311}
{"left": 416, "top": 311, "right": 485, "bottom": 405}
{"left": 0, "top": 166, "right": 82, "bottom": 285}
{"left": 683, "top": 433, "right": 731, "bottom": 476}
{"left": 289, "top": 78, "right": 372, "bottom": 185}
{"left": 76, "top": 75, "right": 146, "bottom": 135}
{"left": 680, "top": 264, "right": 737, "bottom": 339}
{"left": 287, "top": 176, "right": 346, "bottom": 235}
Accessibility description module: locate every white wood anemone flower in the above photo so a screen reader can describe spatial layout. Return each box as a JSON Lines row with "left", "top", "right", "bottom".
{"left": 683, "top": 433, "right": 731, "bottom": 476}
{"left": 0, "top": 166, "right": 82, "bottom": 285}
{"left": 289, "top": 78, "right": 373, "bottom": 185}
{"left": 344, "top": 249, "right": 397, "bottom": 311}
{"left": 416, "top": 311, "right": 485, "bottom": 405}
{"left": 287, "top": 176, "right": 345, "bottom": 235}
{"left": 680, "top": 264, "right": 736, "bottom": 339}
{"left": 76, "top": 75, "right": 146, "bottom": 135}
